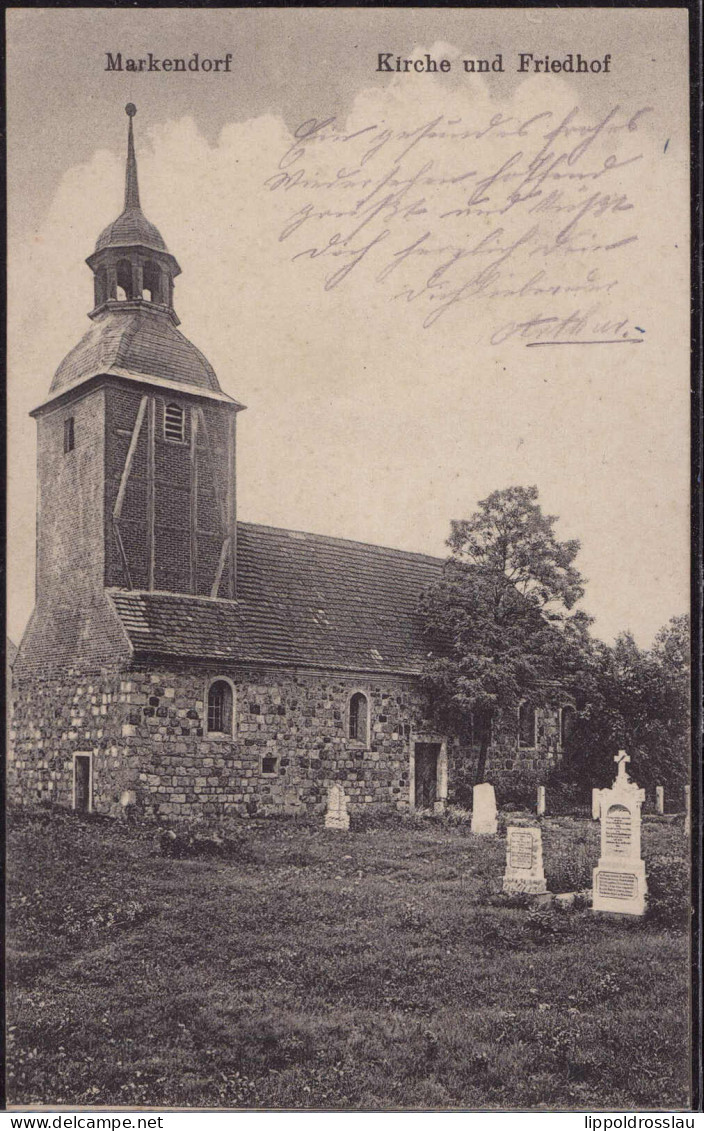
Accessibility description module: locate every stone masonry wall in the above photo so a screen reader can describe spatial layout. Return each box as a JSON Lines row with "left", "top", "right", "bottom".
{"left": 9, "top": 666, "right": 131, "bottom": 815}
{"left": 9, "top": 661, "right": 561, "bottom": 820}
{"left": 117, "top": 665, "right": 444, "bottom": 819}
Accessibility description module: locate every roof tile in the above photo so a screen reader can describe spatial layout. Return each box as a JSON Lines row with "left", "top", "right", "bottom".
{"left": 108, "top": 521, "right": 443, "bottom": 674}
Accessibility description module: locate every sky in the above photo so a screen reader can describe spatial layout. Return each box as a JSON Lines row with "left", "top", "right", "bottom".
{"left": 6, "top": 7, "right": 691, "bottom": 649}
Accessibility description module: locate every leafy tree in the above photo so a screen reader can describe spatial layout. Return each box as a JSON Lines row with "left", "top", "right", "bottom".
{"left": 420, "top": 486, "right": 589, "bottom": 784}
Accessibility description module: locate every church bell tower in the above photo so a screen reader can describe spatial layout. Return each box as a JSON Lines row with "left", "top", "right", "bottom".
{"left": 24, "top": 105, "right": 244, "bottom": 671}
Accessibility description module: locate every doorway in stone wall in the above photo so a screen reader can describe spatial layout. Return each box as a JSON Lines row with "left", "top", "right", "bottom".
{"left": 414, "top": 743, "right": 442, "bottom": 809}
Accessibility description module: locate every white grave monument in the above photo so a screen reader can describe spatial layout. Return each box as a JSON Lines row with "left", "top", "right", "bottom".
{"left": 537, "top": 785, "right": 546, "bottom": 817}
{"left": 325, "top": 784, "right": 350, "bottom": 830}
{"left": 592, "top": 751, "right": 647, "bottom": 916}
{"left": 592, "top": 788, "right": 602, "bottom": 820}
{"left": 655, "top": 786, "right": 664, "bottom": 815}
{"left": 471, "top": 782, "right": 497, "bottom": 836}
{"left": 503, "top": 825, "right": 547, "bottom": 895}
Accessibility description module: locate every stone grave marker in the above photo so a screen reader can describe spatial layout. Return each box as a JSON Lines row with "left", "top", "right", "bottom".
{"left": 592, "top": 751, "right": 647, "bottom": 916}
{"left": 503, "top": 824, "right": 547, "bottom": 895}
{"left": 592, "top": 788, "right": 605, "bottom": 819}
{"left": 325, "top": 784, "right": 350, "bottom": 830}
{"left": 471, "top": 782, "right": 497, "bottom": 836}
{"left": 655, "top": 786, "right": 664, "bottom": 815}
{"left": 537, "top": 785, "right": 546, "bottom": 817}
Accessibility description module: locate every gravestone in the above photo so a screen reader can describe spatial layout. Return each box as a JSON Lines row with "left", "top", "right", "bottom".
{"left": 537, "top": 785, "right": 546, "bottom": 817}
{"left": 325, "top": 784, "right": 350, "bottom": 830}
{"left": 592, "top": 751, "right": 646, "bottom": 916}
{"left": 592, "top": 788, "right": 603, "bottom": 820}
{"left": 471, "top": 782, "right": 497, "bottom": 835}
{"left": 503, "top": 825, "right": 547, "bottom": 895}
{"left": 655, "top": 786, "right": 664, "bottom": 815}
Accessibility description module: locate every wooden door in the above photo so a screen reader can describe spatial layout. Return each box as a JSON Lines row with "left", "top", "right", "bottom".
{"left": 414, "top": 744, "right": 440, "bottom": 809}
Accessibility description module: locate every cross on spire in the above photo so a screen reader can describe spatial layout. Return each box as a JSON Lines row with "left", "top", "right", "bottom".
{"left": 124, "top": 103, "right": 141, "bottom": 212}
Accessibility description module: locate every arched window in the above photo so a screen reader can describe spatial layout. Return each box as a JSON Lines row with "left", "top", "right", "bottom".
{"left": 116, "top": 259, "right": 132, "bottom": 301}
{"left": 142, "top": 260, "right": 162, "bottom": 304}
{"left": 518, "top": 702, "right": 537, "bottom": 748}
{"left": 348, "top": 691, "right": 369, "bottom": 743}
{"left": 207, "top": 680, "right": 234, "bottom": 735}
{"left": 164, "top": 403, "right": 185, "bottom": 443}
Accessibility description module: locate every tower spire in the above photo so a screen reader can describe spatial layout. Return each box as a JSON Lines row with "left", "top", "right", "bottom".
{"left": 124, "top": 103, "right": 141, "bottom": 211}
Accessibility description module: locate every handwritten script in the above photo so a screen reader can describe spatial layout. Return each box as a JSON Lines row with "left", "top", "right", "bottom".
{"left": 264, "top": 102, "right": 653, "bottom": 341}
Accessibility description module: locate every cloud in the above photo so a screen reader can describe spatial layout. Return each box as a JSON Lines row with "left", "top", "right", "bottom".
{"left": 7, "top": 67, "right": 689, "bottom": 647}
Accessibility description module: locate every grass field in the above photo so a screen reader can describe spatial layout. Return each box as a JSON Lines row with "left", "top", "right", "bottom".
{"left": 6, "top": 806, "right": 691, "bottom": 1111}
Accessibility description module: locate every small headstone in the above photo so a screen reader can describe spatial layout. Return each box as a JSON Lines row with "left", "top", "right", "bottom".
{"left": 655, "top": 786, "right": 664, "bottom": 815}
{"left": 592, "top": 788, "right": 603, "bottom": 820}
{"left": 592, "top": 751, "right": 647, "bottom": 916}
{"left": 537, "top": 785, "right": 546, "bottom": 817}
{"left": 471, "top": 782, "right": 497, "bottom": 836}
{"left": 503, "top": 825, "right": 547, "bottom": 895}
{"left": 325, "top": 784, "right": 350, "bottom": 830}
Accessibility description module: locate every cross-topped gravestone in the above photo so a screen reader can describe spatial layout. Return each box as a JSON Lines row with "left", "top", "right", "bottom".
{"left": 615, "top": 750, "right": 630, "bottom": 780}
{"left": 592, "top": 751, "right": 646, "bottom": 915}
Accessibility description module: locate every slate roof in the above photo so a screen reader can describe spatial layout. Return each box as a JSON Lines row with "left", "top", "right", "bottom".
{"left": 49, "top": 307, "right": 225, "bottom": 397}
{"left": 95, "top": 206, "right": 167, "bottom": 254}
{"left": 108, "top": 522, "right": 445, "bottom": 675}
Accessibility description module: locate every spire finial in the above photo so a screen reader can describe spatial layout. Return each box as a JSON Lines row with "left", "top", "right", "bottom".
{"left": 124, "top": 104, "right": 141, "bottom": 211}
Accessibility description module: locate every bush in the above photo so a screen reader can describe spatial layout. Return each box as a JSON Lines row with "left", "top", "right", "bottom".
{"left": 493, "top": 770, "right": 542, "bottom": 812}
{"left": 544, "top": 845, "right": 593, "bottom": 893}
{"left": 159, "top": 828, "right": 257, "bottom": 862}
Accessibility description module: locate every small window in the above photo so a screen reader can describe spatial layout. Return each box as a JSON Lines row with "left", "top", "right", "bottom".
{"left": 63, "top": 417, "right": 75, "bottom": 454}
{"left": 261, "top": 755, "right": 278, "bottom": 776}
{"left": 349, "top": 691, "right": 369, "bottom": 743}
{"left": 164, "top": 403, "right": 185, "bottom": 443}
{"left": 518, "top": 703, "right": 537, "bottom": 748}
{"left": 207, "top": 679, "right": 233, "bottom": 735}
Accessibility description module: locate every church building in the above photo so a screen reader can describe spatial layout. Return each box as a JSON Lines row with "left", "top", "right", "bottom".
{"left": 9, "top": 107, "right": 564, "bottom": 820}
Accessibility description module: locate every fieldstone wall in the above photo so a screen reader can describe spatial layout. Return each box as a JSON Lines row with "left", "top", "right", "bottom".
{"left": 9, "top": 662, "right": 563, "bottom": 820}
{"left": 8, "top": 666, "right": 130, "bottom": 815}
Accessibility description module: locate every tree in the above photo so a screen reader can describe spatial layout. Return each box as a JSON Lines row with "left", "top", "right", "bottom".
{"left": 565, "top": 616, "right": 690, "bottom": 795}
{"left": 420, "top": 486, "right": 589, "bottom": 784}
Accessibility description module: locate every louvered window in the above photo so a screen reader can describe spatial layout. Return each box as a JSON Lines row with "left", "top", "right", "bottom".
{"left": 164, "top": 403, "right": 185, "bottom": 443}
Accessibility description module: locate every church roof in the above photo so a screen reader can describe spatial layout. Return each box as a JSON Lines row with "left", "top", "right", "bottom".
{"left": 108, "top": 522, "right": 444, "bottom": 675}
{"left": 48, "top": 307, "right": 227, "bottom": 399}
